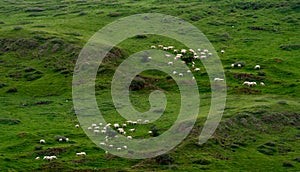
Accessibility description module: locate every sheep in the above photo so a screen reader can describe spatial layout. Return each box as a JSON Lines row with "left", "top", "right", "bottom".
{"left": 200, "top": 55, "right": 207, "bottom": 59}
{"left": 129, "top": 128, "right": 135, "bottom": 132}
{"left": 99, "top": 142, "right": 106, "bottom": 146}
{"left": 187, "top": 70, "right": 191, "bottom": 74}
{"left": 197, "top": 48, "right": 201, "bottom": 52}
{"left": 106, "top": 123, "right": 111, "bottom": 127}
{"left": 165, "top": 54, "right": 171, "bottom": 57}
{"left": 158, "top": 45, "right": 163, "bottom": 48}
{"left": 189, "top": 49, "right": 195, "bottom": 53}
{"left": 181, "top": 49, "right": 187, "bottom": 54}
{"left": 92, "top": 124, "right": 97, "bottom": 127}
{"left": 93, "top": 130, "right": 100, "bottom": 134}
{"left": 101, "top": 130, "right": 106, "bottom": 134}
{"left": 76, "top": 152, "right": 86, "bottom": 156}
{"left": 237, "top": 64, "right": 242, "bottom": 68}
{"left": 214, "top": 78, "right": 224, "bottom": 81}
{"left": 172, "top": 71, "right": 177, "bottom": 75}
{"left": 260, "top": 82, "right": 265, "bottom": 86}
{"left": 35, "top": 157, "right": 40, "bottom": 160}
{"left": 105, "top": 151, "right": 109, "bottom": 154}
{"left": 178, "top": 73, "right": 184, "bottom": 77}
{"left": 40, "top": 139, "right": 46, "bottom": 144}
{"left": 221, "top": 50, "right": 225, "bottom": 54}
{"left": 168, "top": 46, "right": 174, "bottom": 49}
{"left": 194, "top": 55, "right": 199, "bottom": 59}
{"left": 117, "top": 147, "right": 122, "bottom": 151}
{"left": 168, "top": 61, "right": 173, "bottom": 65}
{"left": 65, "top": 138, "right": 69, "bottom": 142}
{"left": 192, "top": 76, "right": 195, "bottom": 80}
{"left": 194, "top": 68, "right": 200, "bottom": 72}
{"left": 58, "top": 138, "right": 63, "bottom": 142}
{"left": 176, "top": 54, "right": 183, "bottom": 58}
{"left": 231, "top": 64, "right": 235, "bottom": 68}
{"left": 150, "top": 45, "right": 156, "bottom": 49}
{"left": 43, "top": 156, "right": 57, "bottom": 161}
{"left": 148, "top": 56, "right": 152, "bottom": 60}
{"left": 99, "top": 123, "right": 103, "bottom": 126}
{"left": 203, "top": 49, "right": 209, "bottom": 53}
{"left": 254, "top": 65, "right": 260, "bottom": 69}
{"left": 122, "top": 123, "right": 127, "bottom": 127}
{"left": 243, "top": 81, "right": 257, "bottom": 86}
{"left": 137, "top": 119, "right": 142, "bottom": 123}
{"left": 173, "top": 49, "right": 178, "bottom": 53}
{"left": 123, "top": 145, "right": 128, "bottom": 149}
{"left": 163, "top": 47, "right": 168, "bottom": 51}
{"left": 94, "top": 126, "right": 100, "bottom": 130}
{"left": 148, "top": 131, "right": 153, "bottom": 134}
{"left": 208, "top": 52, "right": 213, "bottom": 56}
{"left": 127, "top": 136, "right": 133, "bottom": 139}
{"left": 113, "top": 123, "right": 120, "bottom": 128}
{"left": 109, "top": 144, "right": 114, "bottom": 148}
{"left": 126, "top": 120, "right": 133, "bottom": 124}
{"left": 144, "top": 120, "right": 150, "bottom": 124}
{"left": 75, "top": 124, "right": 80, "bottom": 128}
{"left": 88, "top": 127, "right": 92, "bottom": 131}
{"left": 132, "top": 121, "right": 137, "bottom": 125}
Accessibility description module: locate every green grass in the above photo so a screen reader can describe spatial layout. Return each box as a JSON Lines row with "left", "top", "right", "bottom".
{"left": 0, "top": 0, "right": 300, "bottom": 171}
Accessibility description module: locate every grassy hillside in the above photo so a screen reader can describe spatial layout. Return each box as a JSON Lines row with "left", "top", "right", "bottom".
{"left": 0, "top": 0, "right": 299, "bottom": 171}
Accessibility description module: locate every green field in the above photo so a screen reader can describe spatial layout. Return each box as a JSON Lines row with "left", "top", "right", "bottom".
{"left": 0, "top": 0, "right": 300, "bottom": 171}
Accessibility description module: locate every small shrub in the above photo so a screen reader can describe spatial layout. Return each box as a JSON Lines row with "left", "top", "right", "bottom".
{"left": 280, "top": 44, "right": 300, "bottom": 51}
{"left": 130, "top": 77, "right": 145, "bottom": 91}
{"left": 190, "top": 15, "right": 201, "bottom": 21}
{"left": 193, "top": 158, "right": 211, "bottom": 165}
{"left": 154, "top": 154, "right": 174, "bottom": 165}
{"left": 294, "top": 157, "right": 300, "bottom": 163}
{"left": 0, "top": 21, "right": 4, "bottom": 24}
{"left": 282, "top": 162, "right": 294, "bottom": 167}
{"left": 107, "top": 12, "right": 122, "bottom": 17}
{"left": 6, "top": 87, "right": 17, "bottom": 93}
{"left": 135, "top": 34, "right": 147, "bottom": 39}
{"left": 13, "top": 26, "right": 22, "bottom": 31}
{"left": 0, "top": 118, "right": 21, "bottom": 125}
{"left": 0, "top": 83, "right": 7, "bottom": 88}
{"left": 78, "top": 11, "right": 88, "bottom": 16}
{"left": 25, "top": 7, "right": 45, "bottom": 12}
{"left": 277, "top": 100, "right": 287, "bottom": 105}
{"left": 34, "top": 145, "right": 43, "bottom": 150}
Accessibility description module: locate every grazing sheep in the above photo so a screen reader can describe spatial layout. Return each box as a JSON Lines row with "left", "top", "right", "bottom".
{"left": 75, "top": 124, "right": 80, "bottom": 128}
{"left": 35, "top": 157, "right": 40, "bottom": 160}
{"left": 101, "top": 130, "right": 106, "bottom": 134}
{"left": 197, "top": 48, "right": 201, "bottom": 52}
{"left": 176, "top": 54, "right": 183, "bottom": 58}
{"left": 122, "top": 124, "right": 127, "bottom": 127}
{"left": 58, "top": 138, "right": 63, "bottom": 142}
{"left": 132, "top": 121, "right": 137, "bottom": 125}
{"left": 172, "top": 71, "right": 177, "bottom": 75}
{"left": 187, "top": 70, "right": 191, "bottom": 74}
{"left": 144, "top": 120, "right": 150, "bottom": 124}
{"left": 93, "top": 130, "right": 100, "bottom": 134}
{"left": 189, "top": 49, "right": 195, "bottom": 53}
{"left": 163, "top": 47, "right": 168, "bottom": 51}
{"left": 123, "top": 145, "right": 128, "bottom": 149}
{"left": 231, "top": 64, "right": 235, "bottom": 68}
{"left": 151, "top": 45, "right": 156, "bottom": 49}
{"left": 203, "top": 49, "right": 209, "bottom": 53}
{"left": 43, "top": 156, "right": 57, "bottom": 161}
{"left": 126, "top": 120, "right": 133, "bottom": 124}
{"left": 243, "top": 81, "right": 257, "bottom": 86}
{"left": 158, "top": 45, "right": 163, "bottom": 48}
{"left": 208, "top": 52, "right": 213, "bottom": 56}
{"left": 192, "top": 76, "right": 195, "bottom": 80}
{"left": 194, "top": 55, "right": 199, "bottom": 59}
{"left": 173, "top": 49, "right": 178, "bottom": 53}
{"left": 168, "top": 61, "right": 173, "bottom": 65}
{"left": 260, "top": 82, "right": 265, "bottom": 86}
{"left": 76, "top": 152, "right": 86, "bottom": 156}
{"left": 137, "top": 119, "right": 142, "bottom": 123}
{"left": 165, "top": 54, "right": 171, "bottom": 57}
{"left": 148, "top": 56, "right": 152, "bottom": 60}
{"left": 65, "top": 138, "right": 69, "bottom": 142}
{"left": 109, "top": 144, "right": 114, "bottom": 148}
{"left": 127, "top": 136, "right": 133, "bottom": 139}
{"left": 237, "top": 64, "right": 242, "bottom": 68}
{"left": 214, "top": 78, "right": 224, "bottom": 81}
{"left": 105, "top": 151, "right": 109, "bottom": 154}
{"left": 40, "top": 139, "right": 46, "bottom": 144}
{"left": 181, "top": 49, "right": 187, "bottom": 54}
{"left": 221, "top": 50, "right": 225, "bottom": 54}
{"left": 254, "top": 65, "right": 260, "bottom": 69}
{"left": 200, "top": 52, "right": 206, "bottom": 55}
{"left": 113, "top": 123, "right": 120, "bottom": 128}
{"left": 99, "top": 142, "right": 106, "bottom": 146}
{"left": 200, "top": 55, "right": 207, "bottom": 59}
{"left": 148, "top": 131, "right": 153, "bottom": 134}
{"left": 92, "top": 124, "right": 97, "bottom": 127}
{"left": 117, "top": 147, "right": 122, "bottom": 151}
{"left": 99, "top": 123, "right": 103, "bottom": 126}
{"left": 178, "top": 73, "right": 183, "bottom": 77}
{"left": 168, "top": 46, "right": 174, "bottom": 49}
{"left": 129, "top": 128, "right": 135, "bottom": 132}
{"left": 94, "top": 126, "right": 100, "bottom": 130}
{"left": 88, "top": 127, "right": 92, "bottom": 130}
{"left": 194, "top": 68, "right": 200, "bottom": 72}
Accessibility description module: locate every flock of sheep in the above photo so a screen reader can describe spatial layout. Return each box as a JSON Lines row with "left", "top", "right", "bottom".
{"left": 150, "top": 44, "right": 265, "bottom": 86}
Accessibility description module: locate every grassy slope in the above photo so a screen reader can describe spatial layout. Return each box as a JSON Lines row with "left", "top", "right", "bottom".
{"left": 0, "top": 0, "right": 299, "bottom": 171}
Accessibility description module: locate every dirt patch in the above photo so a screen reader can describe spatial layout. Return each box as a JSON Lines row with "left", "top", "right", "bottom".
{"left": 37, "top": 147, "right": 66, "bottom": 156}
{"left": 235, "top": 87, "right": 261, "bottom": 94}
{"left": 233, "top": 73, "right": 263, "bottom": 81}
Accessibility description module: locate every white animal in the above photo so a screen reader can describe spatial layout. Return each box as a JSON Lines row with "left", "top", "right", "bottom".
{"left": 165, "top": 54, "right": 171, "bottom": 57}
{"left": 122, "top": 124, "right": 127, "bottom": 127}
{"left": 181, "top": 49, "right": 187, "bottom": 54}
{"left": 221, "top": 50, "right": 225, "bottom": 54}
{"left": 65, "top": 138, "right": 69, "bottom": 142}
{"left": 231, "top": 64, "right": 235, "bottom": 68}
{"left": 163, "top": 47, "right": 168, "bottom": 51}
{"left": 129, "top": 128, "right": 135, "bottom": 132}
{"left": 148, "top": 56, "right": 152, "bottom": 60}
{"left": 58, "top": 138, "right": 63, "bottom": 142}
{"left": 237, "top": 64, "right": 242, "bottom": 68}
{"left": 148, "top": 131, "right": 153, "bottom": 134}
{"left": 101, "top": 130, "right": 106, "bottom": 134}
{"left": 203, "top": 49, "right": 209, "bottom": 53}
{"left": 99, "top": 123, "right": 103, "bottom": 126}
{"left": 127, "top": 136, "right": 133, "bottom": 139}
{"left": 123, "top": 145, "right": 127, "bottom": 149}
{"left": 194, "top": 68, "right": 200, "bottom": 72}
{"left": 144, "top": 120, "right": 150, "bottom": 124}
{"left": 214, "top": 78, "right": 224, "bottom": 81}
{"left": 173, "top": 49, "right": 178, "bottom": 53}
{"left": 158, "top": 45, "right": 163, "bottom": 48}
{"left": 137, "top": 119, "right": 142, "bottom": 123}
{"left": 109, "top": 144, "right": 114, "bottom": 148}
{"left": 260, "top": 82, "right": 265, "bottom": 86}
{"left": 168, "top": 46, "right": 174, "bottom": 49}
{"left": 93, "top": 130, "right": 100, "bottom": 134}
{"left": 35, "top": 157, "right": 40, "bottom": 160}
{"left": 99, "top": 142, "right": 106, "bottom": 146}
{"left": 88, "top": 127, "right": 92, "bottom": 130}
{"left": 172, "top": 71, "right": 177, "bottom": 75}
{"left": 76, "top": 152, "right": 86, "bottom": 156}
{"left": 40, "top": 139, "right": 45, "bottom": 144}
{"left": 179, "top": 73, "right": 183, "bottom": 77}
{"left": 151, "top": 45, "right": 156, "bottom": 49}
{"left": 94, "top": 126, "right": 100, "bottom": 130}
{"left": 113, "top": 123, "right": 120, "bottom": 128}
{"left": 168, "top": 61, "right": 173, "bottom": 65}
{"left": 117, "top": 147, "right": 122, "bottom": 151}
{"left": 75, "top": 124, "right": 79, "bottom": 128}
{"left": 200, "top": 55, "right": 207, "bottom": 59}
{"left": 208, "top": 53, "right": 213, "bottom": 56}
{"left": 91, "top": 124, "right": 97, "bottom": 127}
{"left": 254, "top": 65, "right": 260, "bottom": 69}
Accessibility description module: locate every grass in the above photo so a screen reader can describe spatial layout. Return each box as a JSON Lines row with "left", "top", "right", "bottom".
{"left": 0, "top": 0, "right": 300, "bottom": 171}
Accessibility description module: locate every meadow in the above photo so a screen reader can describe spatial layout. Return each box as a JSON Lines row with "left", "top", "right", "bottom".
{"left": 0, "top": 0, "right": 299, "bottom": 171}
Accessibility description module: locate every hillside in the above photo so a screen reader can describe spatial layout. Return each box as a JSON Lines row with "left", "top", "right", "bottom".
{"left": 0, "top": 0, "right": 299, "bottom": 171}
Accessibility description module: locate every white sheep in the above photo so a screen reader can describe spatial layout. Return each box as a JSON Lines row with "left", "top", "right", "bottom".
{"left": 208, "top": 52, "right": 213, "bottom": 56}
{"left": 254, "top": 65, "right": 260, "bottom": 69}
{"left": 168, "top": 46, "right": 174, "bottom": 49}
{"left": 178, "top": 73, "right": 183, "bottom": 77}
{"left": 117, "top": 147, "right": 122, "bottom": 151}
{"left": 158, "top": 45, "right": 163, "bottom": 48}
{"left": 88, "top": 127, "right": 92, "bottom": 130}
{"left": 113, "top": 123, "right": 120, "bottom": 128}
{"left": 187, "top": 70, "right": 191, "bottom": 74}
{"left": 93, "top": 130, "right": 100, "bottom": 134}
{"left": 237, "top": 64, "right": 242, "bottom": 68}
{"left": 168, "top": 61, "right": 173, "bottom": 65}
{"left": 129, "top": 128, "right": 135, "bottom": 132}
{"left": 123, "top": 145, "right": 128, "bottom": 149}
{"left": 173, "top": 49, "right": 178, "bottom": 53}
{"left": 137, "top": 119, "right": 142, "bottom": 123}
{"left": 109, "top": 144, "right": 114, "bottom": 148}
{"left": 99, "top": 142, "right": 106, "bottom": 146}
{"left": 194, "top": 68, "right": 200, "bottom": 72}
{"left": 200, "top": 55, "right": 207, "bottom": 59}
{"left": 150, "top": 45, "right": 156, "bottom": 49}
{"left": 231, "top": 64, "right": 235, "bottom": 68}
{"left": 127, "top": 136, "right": 133, "bottom": 139}
{"left": 165, "top": 54, "right": 171, "bottom": 57}
{"left": 122, "top": 123, "right": 127, "bottom": 127}
{"left": 76, "top": 152, "right": 86, "bottom": 156}
{"left": 35, "top": 157, "right": 40, "bottom": 160}
{"left": 181, "top": 49, "right": 187, "bottom": 54}
{"left": 260, "top": 82, "right": 265, "bottom": 86}
{"left": 99, "top": 123, "right": 103, "bottom": 126}
{"left": 75, "top": 124, "right": 79, "bottom": 128}
{"left": 144, "top": 120, "right": 150, "bottom": 124}
{"left": 148, "top": 131, "right": 153, "bottom": 134}
{"left": 40, "top": 139, "right": 45, "bottom": 144}
{"left": 214, "top": 78, "right": 224, "bottom": 81}
{"left": 148, "top": 57, "right": 152, "bottom": 60}
{"left": 163, "top": 47, "right": 168, "bottom": 51}
{"left": 203, "top": 49, "right": 209, "bottom": 53}
{"left": 65, "top": 138, "right": 69, "bottom": 142}
{"left": 101, "top": 130, "right": 106, "bottom": 134}
{"left": 91, "top": 124, "right": 97, "bottom": 127}
{"left": 172, "top": 71, "right": 177, "bottom": 75}
{"left": 58, "top": 138, "right": 63, "bottom": 142}
{"left": 221, "top": 50, "right": 225, "bottom": 54}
